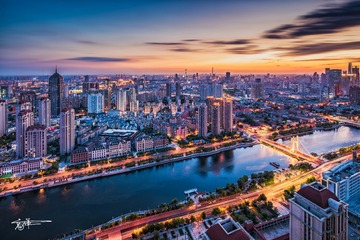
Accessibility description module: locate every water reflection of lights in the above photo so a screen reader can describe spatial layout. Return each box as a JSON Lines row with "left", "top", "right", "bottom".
{"left": 36, "top": 189, "right": 47, "bottom": 204}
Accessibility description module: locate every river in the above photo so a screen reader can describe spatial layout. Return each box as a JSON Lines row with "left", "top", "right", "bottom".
{"left": 0, "top": 126, "right": 359, "bottom": 240}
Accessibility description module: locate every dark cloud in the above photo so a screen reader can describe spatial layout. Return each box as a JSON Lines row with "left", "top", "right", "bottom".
{"left": 65, "top": 57, "right": 131, "bottom": 62}
{"left": 182, "top": 39, "right": 201, "bottom": 42}
{"left": 225, "top": 45, "right": 263, "bottom": 54}
{"left": 203, "top": 39, "right": 250, "bottom": 45}
{"left": 75, "top": 40, "right": 101, "bottom": 45}
{"left": 170, "top": 48, "right": 201, "bottom": 52}
{"left": 278, "top": 41, "right": 360, "bottom": 56}
{"left": 145, "top": 42, "right": 186, "bottom": 46}
{"left": 263, "top": 0, "right": 360, "bottom": 39}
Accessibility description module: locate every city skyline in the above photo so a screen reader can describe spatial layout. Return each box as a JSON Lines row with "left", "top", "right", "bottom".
{"left": 1, "top": 0, "right": 360, "bottom": 75}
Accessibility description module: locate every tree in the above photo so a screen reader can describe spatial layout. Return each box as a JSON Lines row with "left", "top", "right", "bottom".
{"left": 211, "top": 207, "right": 222, "bottom": 216}
{"left": 201, "top": 211, "right": 206, "bottom": 220}
{"left": 190, "top": 215, "right": 196, "bottom": 222}
{"left": 258, "top": 193, "right": 267, "bottom": 202}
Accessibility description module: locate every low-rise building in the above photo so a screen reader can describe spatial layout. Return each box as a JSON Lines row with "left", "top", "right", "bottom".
{"left": 135, "top": 134, "right": 153, "bottom": 152}
{"left": 70, "top": 147, "right": 89, "bottom": 164}
{"left": 0, "top": 157, "right": 43, "bottom": 175}
{"left": 108, "top": 139, "right": 131, "bottom": 157}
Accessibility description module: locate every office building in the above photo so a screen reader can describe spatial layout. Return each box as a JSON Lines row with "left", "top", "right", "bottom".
{"left": 116, "top": 89, "right": 127, "bottom": 112}
{"left": 224, "top": 98, "right": 233, "bottom": 133}
{"left": 290, "top": 182, "right": 348, "bottom": 240}
{"left": 16, "top": 110, "right": 34, "bottom": 158}
{"left": 25, "top": 125, "right": 47, "bottom": 158}
{"left": 87, "top": 93, "right": 104, "bottom": 114}
{"left": 0, "top": 100, "right": 8, "bottom": 137}
{"left": 130, "top": 100, "right": 139, "bottom": 113}
{"left": 0, "top": 84, "right": 12, "bottom": 99}
{"left": 60, "top": 108, "right": 75, "bottom": 155}
{"left": 19, "top": 91, "right": 37, "bottom": 112}
{"left": 166, "top": 82, "right": 172, "bottom": 98}
{"left": 349, "top": 86, "right": 360, "bottom": 105}
{"left": 322, "top": 160, "right": 360, "bottom": 202}
{"left": 198, "top": 103, "right": 208, "bottom": 137}
{"left": 211, "top": 102, "right": 221, "bottom": 135}
{"left": 38, "top": 98, "right": 51, "bottom": 127}
{"left": 175, "top": 81, "right": 181, "bottom": 98}
{"left": 49, "top": 68, "right": 65, "bottom": 115}
{"left": 129, "top": 87, "right": 137, "bottom": 102}
{"left": 251, "top": 78, "right": 264, "bottom": 99}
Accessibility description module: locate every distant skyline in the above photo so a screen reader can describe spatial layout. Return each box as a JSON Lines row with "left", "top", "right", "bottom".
{"left": 1, "top": 0, "right": 360, "bottom": 75}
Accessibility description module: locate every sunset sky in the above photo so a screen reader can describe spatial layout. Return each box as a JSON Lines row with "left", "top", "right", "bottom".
{"left": 0, "top": 0, "right": 359, "bottom": 75}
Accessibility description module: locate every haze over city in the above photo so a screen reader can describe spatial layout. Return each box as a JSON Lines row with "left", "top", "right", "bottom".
{"left": 1, "top": 0, "right": 360, "bottom": 75}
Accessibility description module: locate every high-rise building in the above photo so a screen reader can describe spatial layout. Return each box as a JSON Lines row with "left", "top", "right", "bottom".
{"left": 60, "top": 108, "right": 75, "bottom": 155}
{"left": 25, "top": 125, "right": 47, "bottom": 158}
{"left": 290, "top": 182, "right": 348, "bottom": 240}
{"left": 87, "top": 93, "right": 104, "bottom": 113}
{"left": 200, "top": 84, "right": 210, "bottom": 101}
{"left": 116, "top": 89, "right": 127, "bottom": 112}
{"left": 38, "top": 98, "right": 51, "bottom": 128}
{"left": 49, "top": 68, "right": 65, "bottom": 116}
{"left": 251, "top": 78, "right": 264, "bottom": 99}
{"left": 16, "top": 101, "right": 32, "bottom": 115}
{"left": 211, "top": 83, "right": 223, "bottom": 98}
{"left": 224, "top": 98, "right": 233, "bottom": 133}
{"left": 64, "top": 83, "right": 69, "bottom": 98}
{"left": 348, "top": 62, "right": 353, "bottom": 74}
{"left": 349, "top": 86, "right": 360, "bottom": 105}
{"left": 82, "top": 75, "right": 90, "bottom": 94}
{"left": 225, "top": 72, "right": 231, "bottom": 81}
{"left": 166, "top": 83, "right": 172, "bottom": 98}
{"left": 0, "top": 100, "right": 8, "bottom": 137}
{"left": 16, "top": 110, "right": 34, "bottom": 158}
{"left": 211, "top": 102, "right": 221, "bottom": 135}
{"left": 129, "top": 87, "right": 137, "bottom": 102}
{"left": 0, "top": 84, "right": 12, "bottom": 99}
{"left": 130, "top": 100, "right": 139, "bottom": 113}
{"left": 198, "top": 103, "right": 208, "bottom": 137}
{"left": 322, "top": 161, "right": 360, "bottom": 202}
{"left": 175, "top": 82, "right": 181, "bottom": 98}
{"left": 19, "top": 91, "right": 37, "bottom": 112}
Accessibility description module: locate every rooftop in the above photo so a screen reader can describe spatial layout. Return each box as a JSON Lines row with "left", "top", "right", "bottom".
{"left": 297, "top": 182, "right": 339, "bottom": 209}
{"left": 206, "top": 218, "right": 253, "bottom": 240}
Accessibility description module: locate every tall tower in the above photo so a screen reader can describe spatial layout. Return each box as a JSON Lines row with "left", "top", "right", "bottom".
{"left": 211, "top": 102, "right": 221, "bottom": 135}
{"left": 60, "top": 108, "right": 75, "bottom": 155}
{"left": 198, "top": 103, "right": 208, "bottom": 137}
{"left": 49, "top": 67, "right": 65, "bottom": 116}
{"left": 16, "top": 110, "right": 34, "bottom": 158}
{"left": 224, "top": 98, "right": 233, "bottom": 133}
{"left": 25, "top": 125, "right": 47, "bottom": 158}
{"left": 348, "top": 62, "right": 353, "bottom": 74}
{"left": 0, "top": 100, "right": 8, "bottom": 137}
{"left": 116, "top": 89, "right": 127, "bottom": 112}
{"left": 175, "top": 82, "right": 181, "bottom": 98}
{"left": 38, "top": 98, "right": 51, "bottom": 128}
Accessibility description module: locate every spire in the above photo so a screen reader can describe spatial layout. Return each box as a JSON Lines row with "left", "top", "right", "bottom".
{"left": 55, "top": 65, "right": 58, "bottom": 73}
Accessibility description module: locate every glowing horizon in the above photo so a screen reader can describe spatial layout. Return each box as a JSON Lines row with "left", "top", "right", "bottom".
{"left": 1, "top": 0, "right": 359, "bottom": 75}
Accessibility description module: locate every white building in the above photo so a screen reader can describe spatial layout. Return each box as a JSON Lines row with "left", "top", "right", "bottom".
{"left": 116, "top": 89, "right": 127, "bottom": 112}
{"left": 290, "top": 182, "right": 348, "bottom": 240}
{"left": 108, "top": 139, "right": 131, "bottom": 157}
{"left": 38, "top": 98, "right": 51, "bottom": 127}
{"left": 87, "top": 93, "right": 104, "bottom": 114}
{"left": 0, "top": 157, "right": 43, "bottom": 176}
{"left": 60, "top": 108, "right": 75, "bottom": 155}
{"left": 0, "top": 100, "right": 8, "bottom": 137}
{"left": 25, "top": 125, "right": 47, "bottom": 158}
{"left": 198, "top": 103, "right": 207, "bottom": 137}
{"left": 322, "top": 160, "right": 360, "bottom": 202}
{"left": 16, "top": 110, "right": 34, "bottom": 158}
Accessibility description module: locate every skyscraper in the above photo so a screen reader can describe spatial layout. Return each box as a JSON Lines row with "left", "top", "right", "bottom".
{"left": 211, "top": 102, "right": 221, "bottom": 135}
{"left": 25, "top": 125, "right": 47, "bottom": 158}
{"left": 0, "top": 100, "right": 8, "bottom": 137}
{"left": 16, "top": 110, "right": 34, "bottom": 158}
{"left": 251, "top": 78, "right": 264, "bottom": 99}
{"left": 49, "top": 68, "right": 65, "bottom": 116}
{"left": 224, "top": 98, "right": 233, "bottom": 133}
{"left": 348, "top": 62, "right": 353, "bottom": 74}
{"left": 198, "top": 103, "right": 208, "bottom": 137}
{"left": 166, "top": 82, "right": 172, "bottom": 98}
{"left": 60, "top": 108, "right": 75, "bottom": 155}
{"left": 129, "top": 87, "right": 137, "bottom": 102}
{"left": 175, "top": 82, "right": 181, "bottom": 98}
{"left": 38, "top": 98, "right": 51, "bottom": 128}
{"left": 87, "top": 93, "right": 104, "bottom": 113}
{"left": 116, "top": 89, "right": 127, "bottom": 112}
{"left": 349, "top": 86, "right": 360, "bottom": 105}
{"left": 290, "top": 182, "right": 348, "bottom": 240}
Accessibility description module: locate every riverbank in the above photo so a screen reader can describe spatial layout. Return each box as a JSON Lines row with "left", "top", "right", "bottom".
{"left": 273, "top": 124, "right": 341, "bottom": 141}
{"left": 0, "top": 142, "right": 257, "bottom": 199}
